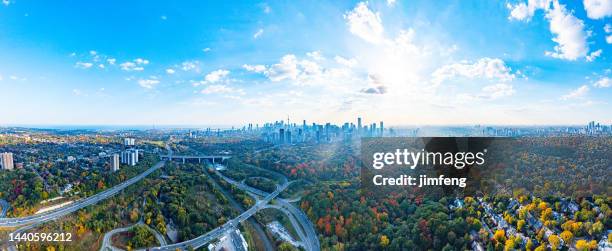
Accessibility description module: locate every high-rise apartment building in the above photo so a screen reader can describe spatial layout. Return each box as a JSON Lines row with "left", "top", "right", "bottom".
{"left": 111, "top": 154, "right": 120, "bottom": 172}
{"left": 124, "top": 138, "right": 135, "bottom": 146}
{"left": 121, "top": 149, "right": 138, "bottom": 166}
{"left": 0, "top": 152, "right": 14, "bottom": 171}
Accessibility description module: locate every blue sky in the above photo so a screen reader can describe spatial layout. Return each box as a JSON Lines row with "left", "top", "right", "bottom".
{"left": 0, "top": 0, "right": 610, "bottom": 126}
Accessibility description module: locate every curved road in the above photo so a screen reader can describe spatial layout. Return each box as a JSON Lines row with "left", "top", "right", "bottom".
{"left": 264, "top": 204, "right": 306, "bottom": 248}
{"left": 217, "top": 173, "right": 319, "bottom": 251}
{"left": 100, "top": 221, "right": 167, "bottom": 251}
{"left": 142, "top": 180, "right": 291, "bottom": 251}
{"left": 202, "top": 170, "right": 274, "bottom": 251}
{"left": 100, "top": 222, "right": 142, "bottom": 251}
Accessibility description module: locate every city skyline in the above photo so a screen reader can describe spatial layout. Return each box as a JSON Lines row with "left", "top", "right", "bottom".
{"left": 1, "top": 1, "right": 611, "bottom": 125}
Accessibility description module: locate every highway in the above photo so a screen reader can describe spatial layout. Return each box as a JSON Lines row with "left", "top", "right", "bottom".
{"left": 0, "top": 143, "right": 174, "bottom": 229}
{"left": 216, "top": 172, "right": 319, "bottom": 251}
{"left": 1, "top": 143, "right": 320, "bottom": 251}
{"left": 145, "top": 180, "right": 289, "bottom": 251}
{"left": 264, "top": 204, "right": 307, "bottom": 249}
{"left": 0, "top": 199, "right": 8, "bottom": 218}
{"left": 0, "top": 160, "right": 166, "bottom": 228}
{"left": 202, "top": 169, "right": 274, "bottom": 251}
{"left": 230, "top": 230, "right": 247, "bottom": 251}
{"left": 277, "top": 198, "right": 320, "bottom": 251}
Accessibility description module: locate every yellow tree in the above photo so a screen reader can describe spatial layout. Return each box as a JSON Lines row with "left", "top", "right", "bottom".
{"left": 587, "top": 240, "right": 598, "bottom": 250}
{"left": 534, "top": 244, "right": 546, "bottom": 251}
{"left": 540, "top": 208, "right": 552, "bottom": 221}
{"left": 517, "top": 219, "right": 525, "bottom": 231}
{"left": 591, "top": 221, "right": 603, "bottom": 235}
{"left": 380, "top": 235, "right": 390, "bottom": 247}
{"left": 526, "top": 239, "right": 533, "bottom": 251}
{"left": 560, "top": 230, "right": 573, "bottom": 244}
{"left": 494, "top": 229, "right": 506, "bottom": 244}
{"left": 575, "top": 240, "right": 588, "bottom": 250}
{"left": 538, "top": 201, "right": 547, "bottom": 212}
{"left": 504, "top": 239, "right": 515, "bottom": 251}
{"left": 548, "top": 234, "right": 561, "bottom": 250}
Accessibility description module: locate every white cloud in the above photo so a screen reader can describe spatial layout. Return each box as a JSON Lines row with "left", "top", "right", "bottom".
{"left": 508, "top": 2, "right": 533, "bottom": 20}
{"left": 344, "top": 2, "right": 385, "bottom": 44}
{"left": 561, "top": 85, "right": 589, "bottom": 100}
{"left": 544, "top": 2, "right": 590, "bottom": 61}
{"left": 583, "top": 0, "right": 612, "bottom": 19}
{"left": 120, "top": 62, "right": 143, "bottom": 71}
{"left": 264, "top": 54, "right": 301, "bottom": 82}
{"left": 2, "top": 0, "right": 10, "bottom": 6}
{"left": 481, "top": 83, "right": 516, "bottom": 99}
{"left": 134, "top": 58, "right": 149, "bottom": 65}
{"left": 166, "top": 68, "right": 175, "bottom": 74}
{"left": 89, "top": 50, "right": 97, "bottom": 56}
{"left": 334, "top": 56, "right": 358, "bottom": 67}
{"left": 593, "top": 77, "right": 611, "bottom": 87}
{"left": 387, "top": 0, "right": 396, "bottom": 7}
{"left": 243, "top": 64, "right": 267, "bottom": 73}
{"left": 586, "top": 49, "right": 602, "bottom": 62}
{"left": 607, "top": 35, "right": 612, "bottom": 43}
{"left": 107, "top": 58, "right": 116, "bottom": 65}
{"left": 137, "top": 78, "right": 160, "bottom": 89}
{"left": 120, "top": 58, "right": 149, "bottom": 71}
{"left": 203, "top": 48, "right": 211, "bottom": 52}
{"left": 72, "top": 89, "right": 83, "bottom": 96}
{"left": 201, "top": 84, "right": 244, "bottom": 95}
{"left": 253, "top": 29, "right": 264, "bottom": 39}
{"left": 161, "top": 15, "right": 167, "bottom": 20}
{"left": 245, "top": 53, "right": 356, "bottom": 87}
{"left": 300, "top": 59, "right": 322, "bottom": 77}
{"left": 181, "top": 60, "right": 200, "bottom": 72}
{"left": 432, "top": 58, "right": 516, "bottom": 86}
{"left": 260, "top": 54, "right": 325, "bottom": 83}
{"left": 98, "top": 64, "right": 105, "bottom": 69}
{"left": 75, "top": 62, "right": 93, "bottom": 69}
{"left": 458, "top": 83, "right": 516, "bottom": 101}
{"left": 204, "top": 69, "right": 230, "bottom": 83}
{"left": 360, "top": 75, "right": 387, "bottom": 94}
{"left": 306, "top": 51, "right": 324, "bottom": 61}
{"left": 508, "top": 0, "right": 591, "bottom": 61}
{"left": 507, "top": 0, "right": 551, "bottom": 21}
{"left": 360, "top": 85, "right": 387, "bottom": 94}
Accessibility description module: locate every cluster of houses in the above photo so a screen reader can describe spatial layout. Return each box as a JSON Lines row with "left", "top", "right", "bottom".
{"left": 449, "top": 196, "right": 609, "bottom": 250}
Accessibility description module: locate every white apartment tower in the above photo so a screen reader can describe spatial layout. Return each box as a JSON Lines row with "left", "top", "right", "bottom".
{"left": 111, "top": 154, "right": 120, "bottom": 172}
{"left": 0, "top": 152, "right": 14, "bottom": 171}
{"left": 123, "top": 138, "right": 135, "bottom": 146}
{"left": 121, "top": 149, "right": 138, "bottom": 166}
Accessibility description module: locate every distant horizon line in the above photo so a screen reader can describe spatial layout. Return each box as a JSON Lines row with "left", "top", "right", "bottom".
{"left": 1, "top": 122, "right": 607, "bottom": 130}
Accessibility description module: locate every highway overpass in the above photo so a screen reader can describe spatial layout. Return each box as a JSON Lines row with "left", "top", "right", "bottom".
{"left": 159, "top": 155, "right": 231, "bottom": 164}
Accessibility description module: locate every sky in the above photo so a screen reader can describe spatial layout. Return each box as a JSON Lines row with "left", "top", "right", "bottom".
{"left": 0, "top": 0, "right": 611, "bottom": 126}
